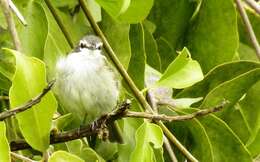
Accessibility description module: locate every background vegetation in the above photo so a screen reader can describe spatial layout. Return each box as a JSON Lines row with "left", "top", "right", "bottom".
{"left": 0, "top": 0, "right": 259, "bottom": 161}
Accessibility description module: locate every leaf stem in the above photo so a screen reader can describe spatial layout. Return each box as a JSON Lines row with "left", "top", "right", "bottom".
{"left": 235, "top": 0, "right": 260, "bottom": 60}
{"left": 8, "top": 0, "right": 27, "bottom": 26}
{"left": 44, "top": 0, "right": 74, "bottom": 48}
{"left": 0, "top": 0, "right": 21, "bottom": 51}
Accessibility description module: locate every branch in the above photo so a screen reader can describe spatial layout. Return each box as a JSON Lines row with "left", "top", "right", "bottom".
{"left": 126, "top": 101, "right": 227, "bottom": 121}
{"left": 78, "top": 1, "right": 198, "bottom": 161}
{"left": 11, "top": 152, "right": 36, "bottom": 162}
{"left": 10, "top": 101, "right": 226, "bottom": 151}
{"left": 244, "top": 0, "right": 260, "bottom": 14}
{"left": 235, "top": 0, "right": 260, "bottom": 60}
{"left": 0, "top": 0, "right": 21, "bottom": 51}
{"left": 44, "top": 0, "right": 74, "bottom": 48}
{"left": 8, "top": 0, "right": 27, "bottom": 26}
{"left": 0, "top": 96, "right": 9, "bottom": 100}
{"left": 0, "top": 80, "right": 55, "bottom": 121}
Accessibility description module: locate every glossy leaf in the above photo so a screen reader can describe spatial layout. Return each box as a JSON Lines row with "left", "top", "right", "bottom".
{"left": 186, "top": 0, "right": 238, "bottom": 72}
{"left": 95, "top": 0, "right": 130, "bottom": 18}
{"left": 49, "top": 151, "right": 84, "bottom": 162}
{"left": 117, "top": 0, "right": 154, "bottom": 23}
{"left": 8, "top": 49, "right": 57, "bottom": 152}
{"left": 156, "top": 47, "right": 204, "bottom": 89}
{"left": 148, "top": 0, "right": 196, "bottom": 55}
{"left": 164, "top": 108, "right": 252, "bottom": 162}
{"left": 100, "top": 11, "right": 131, "bottom": 68}
{"left": 128, "top": 23, "right": 146, "bottom": 89}
{"left": 129, "top": 122, "right": 164, "bottom": 162}
{"left": 178, "top": 61, "right": 260, "bottom": 99}
{"left": 15, "top": 1, "right": 48, "bottom": 59}
{"left": 0, "top": 122, "right": 10, "bottom": 162}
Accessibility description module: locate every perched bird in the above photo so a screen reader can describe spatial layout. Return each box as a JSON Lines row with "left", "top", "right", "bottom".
{"left": 54, "top": 35, "right": 119, "bottom": 126}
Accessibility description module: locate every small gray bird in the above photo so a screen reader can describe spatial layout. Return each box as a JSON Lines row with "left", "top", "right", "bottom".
{"left": 54, "top": 35, "right": 119, "bottom": 126}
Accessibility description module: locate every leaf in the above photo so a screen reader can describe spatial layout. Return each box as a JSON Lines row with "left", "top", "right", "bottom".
{"left": 129, "top": 122, "right": 164, "bottom": 162}
{"left": 155, "top": 47, "right": 204, "bottom": 89}
{"left": 143, "top": 22, "right": 161, "bottom": 72}
{"left": 15, "top": 1, "right": 48, "bottom": 59}
{"left": 117, "top": 0, "right": 154, "bottom": 23}
{"left": 186, "top": 0, "right": 238, "bottom": 72}
{"left": 148, "top": 0, "right": 196, "bottom": 53}
{"left": 156, "top": 37, "right": 176, "bottom": 72}
{"left": 200, "top": 68, "right": 260, "bottom": 111}
{"left": 127, "top": 23, "right": 146, "bottom": 89}
{"left": 239, "top": 81, "right": 260, "bottom": 156}
{"left": 177, "top": 61, "right": 260, "bottom": 99}
{"left": 0, "top": 122, "right": 10, "bottom": 162}
{"left": 49, "top": 151, "right": 84, "bottom": 162}
{"left": 95, "top": 0, "right": 130, "bottom": 18}
{"left": 8, "top": 49, "right": 57, "bottom": 152}
{"left": 164, "top": 108, "right": 252, "bottom": 162}
{"left": 100, "top": 11, "right": 131, "bottom": 68}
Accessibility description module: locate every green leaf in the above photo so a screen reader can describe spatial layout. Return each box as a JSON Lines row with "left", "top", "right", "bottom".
{"left": 95, "top": 0, "right": 130, "bottom": 18}
{"left": 8, "top": 49, "right": 57, "bottom": 152}
{"left": 100, "top": 11, "right": 131, "bottom": 68}
{"left": 15, "top": 1, "right": 48, "bottom": 59}
{"left": 177, "top": 61, "right": 260, "bottom": 99}
{"left": 200, "top": 68, "right": 260, "bottom": 110}
{"left": 239, "top": 81, "right": 260, "bottom": 156}
{"left": 238, "top": 43, "right": 258, "bottom": 61}
{"left": 117, "top": 0, "right": 154, "bottom": 23}
{"left": 148, "top": 0, "right": 196, "bottom": 53}
{"left": 155, "top": 47, "right": 204, "bottom": 89}
{"left": 186, "top": 0, "right": 238, "bottom": 72}
{"left": 143, "top": 22, "right": 161, "bottom": 72}
{"left": 0, "top": 122, "right": 10, "bottom": 162}
{"left": 164, "top": 108, "right": 252, "bottom": 162}
{"left": 127, "top": 23, "right": 146, "bottom": 89}
{"left": 129, "top": 122, "right": 164, "bottom": 162}
{"left": 156, "top": 37, "right": 176, "bottom": 72}
{"left": 49, "top": 151, "right": 84, "bottom": 162}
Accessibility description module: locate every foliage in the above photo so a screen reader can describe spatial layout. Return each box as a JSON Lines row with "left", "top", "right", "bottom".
{"left": 0, "top": 0, "right": 259, "bottom": 161}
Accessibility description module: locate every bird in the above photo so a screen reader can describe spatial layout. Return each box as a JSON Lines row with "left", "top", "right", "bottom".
{"left": 53, "top": 35, "right": 119, "bottom": 127}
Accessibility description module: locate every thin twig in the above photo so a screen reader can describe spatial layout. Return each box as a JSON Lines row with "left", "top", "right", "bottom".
{"left": 146, "top": 86, "right": 177, "bottom": 162}
{"left": 44, "top": 0, "right": 74, "bottom": 48}
{"left": 126, "top": 101, "right": 226, "bottom": 121}
{"left": 0, "top": 0, "right": 21, "bottom": 51}
{"left": 0, "top": 96, "right": 9, "bottom": 100}
{"left": 11, "top": 152, "right": 36, "bottom": 162}
{"left": 10, "top": 100, "right": 225, "bottom": 152}
{"left": 7, "top": 0, "right": 27, "bottom": 25}
{"left": 244, "top": 0, "right": 260, "bottom": 14}
{"left": 163, "top": 137, "right": 178, "bottom": 162}
{"left": 0, "top": 80, "right": 55, "bottom": 121}
{"left": 78, "top": 1, "right": 198, "bottom": 161}
{"left": 236, "top": 0, "right": 260, "bottom": 60}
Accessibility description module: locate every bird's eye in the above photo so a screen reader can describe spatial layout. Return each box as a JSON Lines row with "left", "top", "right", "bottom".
{"left": 80, "top": 43, "right": 85, "bottom": 48}
{"left": 97, "top": 46, "right": 102, "bottom": 50}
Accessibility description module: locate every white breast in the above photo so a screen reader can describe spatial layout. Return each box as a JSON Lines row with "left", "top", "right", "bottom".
{"left": 54, "top": 49, "right": 119, "bottom": 125}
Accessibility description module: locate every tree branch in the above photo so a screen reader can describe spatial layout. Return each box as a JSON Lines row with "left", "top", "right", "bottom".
{"left": 10, "top": 100, "right": 226, "bottom": 151}
{"left": 0, "top": 0, "right": 21, "bottom": 51}
{"left": 236, "top": 0, "right": 260, "bottom": 60}
{"left": 244, "top": 0, "right": 260, "bottom": 14}
{"left": 11, "top": 152, "right": 36, "bottom": 162}
{"left": 0, "top": 96, "right": 9, "bottom": 100}
{"left": 0, "top": 80, "right": 55, "bottom": 121}
{"left": 78, "top": 1, "right": 198, "bottom": 161}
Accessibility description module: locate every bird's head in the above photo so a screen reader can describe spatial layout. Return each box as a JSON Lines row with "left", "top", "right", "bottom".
{"left": 77, "top": 35, "right": 103, "bottom": 52}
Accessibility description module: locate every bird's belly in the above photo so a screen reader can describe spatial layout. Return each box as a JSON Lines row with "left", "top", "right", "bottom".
{"left": 55, "top": 66, "right": 118, "bottom": 125}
